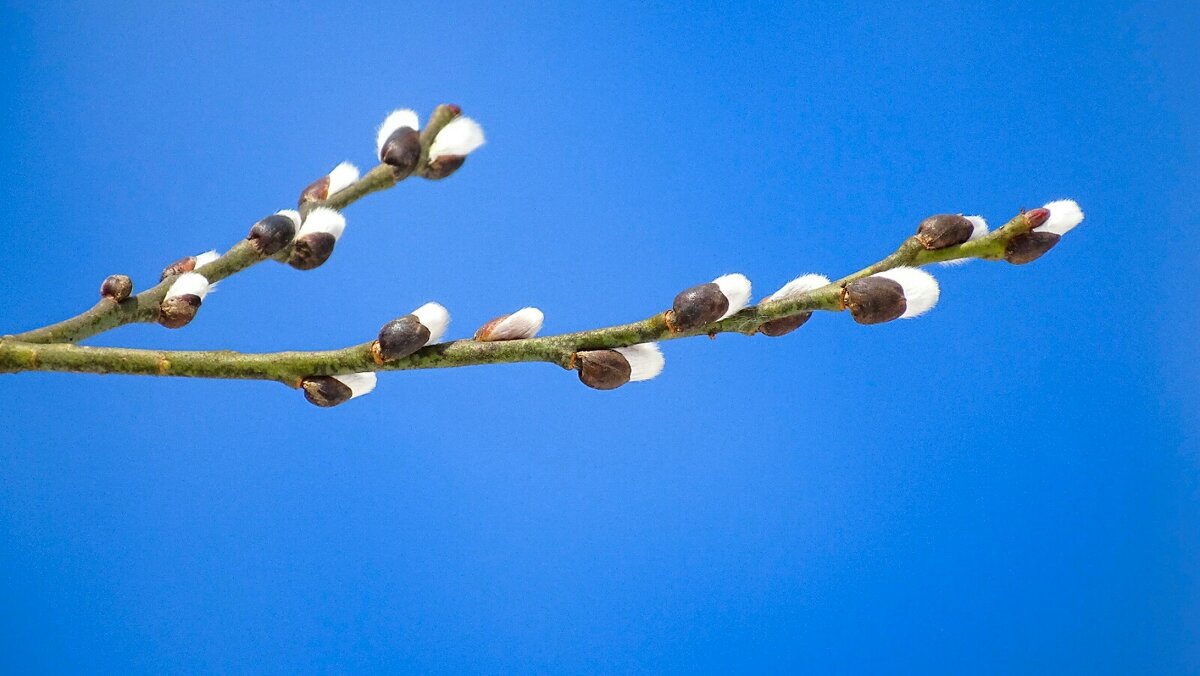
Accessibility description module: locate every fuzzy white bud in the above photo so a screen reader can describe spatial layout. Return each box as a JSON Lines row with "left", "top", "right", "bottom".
{"left": 712, "top": 273, "right": 752, "bottom": 319}
{"left": 1039, "top": 199, "right": 1084, "bottom": 236}
{"left": 872, "top": 267, "right": 939, "bottom": 318}
{"left": 334, "top": 372, "right": 377, "bottom": 399}
{"left": 480, "top": 307, "right": 544, "bottom": 340}
{"left": 166, "top": 272, "right": 213, "bottom": 301}
{"left": 193, "top": 250, "right": 219, "bottom": 269}
{"left": 276, "top": 210, "right": 302, "bottom": 229}
{"left": 298, "top": 207, "right": 346, "bottom": 241}
{"left": 614, "top": 343, "right": 665, "bottom": 382}
{"left": 412, "top": 302, "right": 451, "bottom": 344}
{"left": 762, "top": 274, "right": 830, "bottom": 303}
{"left": 376, "top": 109, "right": 420, "bottom": 156}
{"left": 326, "top": 162, "right": 360, "bottom": 196}
{"left": 429, "top": 117, "right": 485, "bottom": 160}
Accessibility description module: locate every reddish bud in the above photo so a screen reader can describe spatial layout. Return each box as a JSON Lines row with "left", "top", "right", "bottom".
{"left": 100, "top": 274, "right": 133, "bottom": 302}
{"left": 160, "top": 256, "right": 196, "bottom": 281}
{"left": 1024, "top": 208, "right": 1050, "bottom": 229}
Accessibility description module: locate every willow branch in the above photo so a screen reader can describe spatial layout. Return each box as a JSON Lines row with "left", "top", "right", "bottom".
{"left": 6, "top": 106, "right": 461, "bottom": 345}
{"left": 0, "top": 211, "right": 1038, "bottom": 385}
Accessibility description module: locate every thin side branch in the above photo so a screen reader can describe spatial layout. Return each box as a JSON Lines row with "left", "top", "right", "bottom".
{"left": 6, "top": 106, "right": 461, "bottom": 345}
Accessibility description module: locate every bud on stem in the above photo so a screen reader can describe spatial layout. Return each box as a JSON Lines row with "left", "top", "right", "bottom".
{"left": 301, "top": 372, "right": 377, "bottom": 407}
{"left": 288, "top": 208, "right": 346, "bottom": 270}
{"left": 915, "top": 214, "right": 976, "bottom": 250}
{"left": 99, "top": 274, "right": 133, "bottom": 302}
{"left": 474, "top": 307, "right": 544, "bottom": 341}
{"left": 377, "top": 109, "right": 422, "bottom": 180}
{"left": 758, "top": 274, "right": 829, "bottom": 337}
{"left": 1005, "top": 199, "right": 1083, "bottom": 265}
{"left": 575, "top": 343, "right": 664, "bottom": 390}
{"left": 843, "top": 267, "right": 939, "bottom": 325}
{"left": 299, "top": 162, "right": 360, "bottom": 205}
{"left": 160, "top": 250, "right": 218, "bottom": 281}
{"left": 247, "top": 211, "right": 300, "bottom": 256}
{"left": 669, "top": 274, "right": 751, "bottom": 332}
{"left": 158, "top": 272, "right": 213, "bottom": 329}
{"left": 426, "top": 116, "right": 485, "bottom": 180}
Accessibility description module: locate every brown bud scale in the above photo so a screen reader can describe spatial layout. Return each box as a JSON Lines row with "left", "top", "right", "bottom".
{"left": 576, "top": 350, "right": 632, "bottom": 390}
{"left": 760, "top": 312, "right": 812, "bottom": 337}
{"left": 670, "top": 282, "right": 729, "bottom": 332}
{"left": 301, "top": 376, "right": 353, "bottom": 407}
{"left": 425, "top": 155, "right": 466, "bottom": 180}
{"left": 247, "top": 214, "right": 297, "bottom": 256}
{"left": 376, "top": 315, "right": 431, "bottom": 361}
{"left": 299, "top": 176, "right": 331, "bottom": 205}
{"left": 158, "top": 294, "right": 202, "bottom": 329}
{"left": 288, "top": 232, "right": 337, "bottom": 270}
{"left": 1005, "top": 231, "right": 1060, "bottom": 265}
{"left": 380, "top": 127, "right": 421, "bottom": 180}
{"left": 100, "top": 274, "right": 133, "bottom": 302}
{"left": 160, "top": 256, "right": 197, "bottom": 281}
{"left": 844, "top": 277, "right": 907, "bottom": 325}
{"left": 916, "top": 214, "right": 975, "bottom": 250}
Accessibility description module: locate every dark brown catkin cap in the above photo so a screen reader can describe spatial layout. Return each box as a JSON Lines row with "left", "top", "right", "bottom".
{"left": 760, "top": 312, "right": 812, "bottom": 337}
{"left": 100, "top": 274, "right": 133, "bottom": 302}
{"left": 424, "top": 155, "right": 466, "bottom": 180}
{"left": 158, "top": 294, "right": 202, "bottom": 329}
{"left": 288, "top": 233, "right": 337, "bottom": 270}
{"left": 299, "top": 175, "right": 331, "bottom": 205}
{"left": 1005, "top": 231, "right": 1060, "bottom": 265}
{"left": 380, "top": 127, "right": 422, "bottom": 179}
{"left": 247, "top": 214, "right": 297, "bottom": 256}
{"left": 375, "top": 315, "right": 431, "bottom": 362}
{"left": 576, "top": 350, "right": 632, "bottom": 390}
{"left": 670, "top": 283, "right": 728, "bottom": 332}
{"left": 301, "top": 376, "right": 353, "bottom": 407}
{"left": 916, "top": 214, "right": 975, "bottom": 250}
{"left": 844, "top": 277, "right": 907, "bottom": 325}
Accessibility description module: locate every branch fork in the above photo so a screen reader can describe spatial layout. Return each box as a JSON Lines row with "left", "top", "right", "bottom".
{"left": 0, "top": 104, "right": 1085, "bottom": 406}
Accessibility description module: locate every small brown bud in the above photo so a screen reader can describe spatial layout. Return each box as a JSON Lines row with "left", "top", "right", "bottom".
{"left": 299, "top": 176, "right": 331, "bottom": 205}
{"left": 100, "top": 274, "right": 133, "bottom": 302}
{"left": 760, "top": 312, "right": 812, "bottom": 337}
{"left": 247, "top": 214, "right": 297, "bottom": 256}
{"left": 916, "top": 214, "right": 975, "bottom": 250}
{"left": 301, "top": 376, "right": 353, "bottom": 407}
{"left": 425, "top": 155, "right": 466, "bottom": 180}
{"left": 160, "top": 255, "right": 196, "bottom": 280}
{"left": 158, "top": 294, "right": 202, "bottom": 329}
{"left": 375, "top": 315, "right": 431, "bottom": 362}
{"left": 576, "top": 350, "right": 632, "bottom": 390}
{"left": 1005, "top": 231, "right": 1060, "bottom": 265}
{"left": 670, "top": 282, "right": 729, "bottom": 332}
{"left": 844, "top": 277, "right": 907, "bottom": 325}
{"left": 288, "top": 233, "right": 337, "bottom": 270}
{"left": 1024, "top": 208, "right": 1050, "bottom": 229}
{"left": 380, "top": 127, "right": 422, "bottom": 179}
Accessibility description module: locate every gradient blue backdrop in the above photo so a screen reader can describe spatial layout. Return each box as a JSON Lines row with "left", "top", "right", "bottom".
{"left": 1, "top": 1, "right": 1196, "bottom": 672}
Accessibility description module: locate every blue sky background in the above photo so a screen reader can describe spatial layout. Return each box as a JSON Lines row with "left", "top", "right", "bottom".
{"left": 1, "top": 1, "right": 1196, "bottom": 672}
